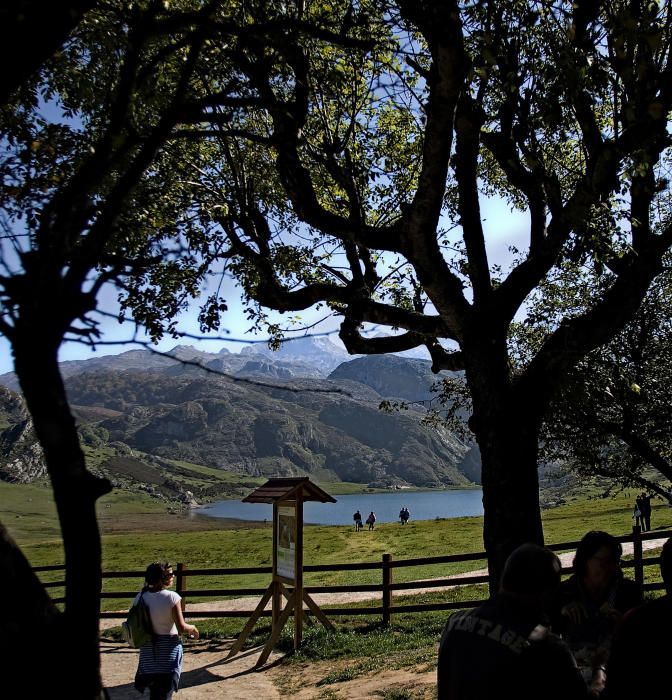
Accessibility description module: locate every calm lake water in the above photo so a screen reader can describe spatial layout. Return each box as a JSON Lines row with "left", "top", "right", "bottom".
{"left": 194, "top": 488, "right": 484, "bottom": 525}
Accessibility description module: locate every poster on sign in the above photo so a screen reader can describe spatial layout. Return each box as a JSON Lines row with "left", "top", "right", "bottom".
{"left": 276, "top": 503, "right": 296, "bottom": 581}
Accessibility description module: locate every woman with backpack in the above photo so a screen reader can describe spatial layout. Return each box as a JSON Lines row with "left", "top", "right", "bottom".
{"left": 134, "top": 562, "right": 199, "bottom": 700}
{"left": 366, "top": 511, "right": 376, "bottom": 530}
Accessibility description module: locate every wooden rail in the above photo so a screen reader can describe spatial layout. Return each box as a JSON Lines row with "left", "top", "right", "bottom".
{"left": 37, "top": 526, "right": 671, "bottom": 625}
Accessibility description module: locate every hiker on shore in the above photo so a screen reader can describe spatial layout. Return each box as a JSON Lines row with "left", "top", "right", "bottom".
{"left": 438, "top": 543, "right": 606, "bottom": 698}
{"left": 551, "top": 531, "right": 642, "bottom": 681}
{"left": 353, "top": 510, "right": 363, "bottom": 531}
{"left": 366, "top": 511, "right": 376, "bottom": 530}
{"left": 400, "top": 506, "right": 410, "bottom": 525}
{"left": 604, "top": 538, "right": 672, "bottom": 699}
{"left": 134, "top": 562, "right": 199, "bottom": 700}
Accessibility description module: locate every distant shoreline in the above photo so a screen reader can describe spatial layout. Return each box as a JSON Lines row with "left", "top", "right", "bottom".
{"left": 194, "top": 487, "right": 485, "bottom": 526}
{"left": 191, "top": 482, "right": 482, "bottom": 506}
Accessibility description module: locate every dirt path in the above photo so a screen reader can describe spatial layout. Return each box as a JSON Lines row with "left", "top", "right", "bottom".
{"left": 101, "top": 537, "right": 668, "bottom": 699}
{"left": 101, "top": 637, "right": 437, "bottom": 699}
{"left": 101, "top": 639, "right": 286, "bottom": 699}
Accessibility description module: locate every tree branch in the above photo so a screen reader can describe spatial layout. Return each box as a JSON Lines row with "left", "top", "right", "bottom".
{"left": 520, "top": 225, "right": 672, "bottom": 408}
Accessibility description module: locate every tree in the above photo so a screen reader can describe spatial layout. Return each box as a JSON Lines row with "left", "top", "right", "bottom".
{"left": 523, "top": 264, "right": 672, "bottom": 500}
{"left": 0, "top": 2, "right": 247, "bottom": 695}
{"left": 0, "top": 2, "right": 376, "bottom": 694}
{"left": 1, "top": 5, "right": 208, "bottom": 694}
{"left": 176, "top": 0, "right": 672, "bottom": 586}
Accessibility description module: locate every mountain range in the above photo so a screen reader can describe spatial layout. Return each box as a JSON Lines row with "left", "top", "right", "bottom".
{"left": 0, "top": 337, "right": 351, "bottom": 392}
{"left": 0, "top": 339, "right": 479, "bottom": 504}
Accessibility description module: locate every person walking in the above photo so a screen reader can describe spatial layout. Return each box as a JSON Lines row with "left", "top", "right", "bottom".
{"left": 639, "top": 493, "right": 652, "bottom": 532}
{"left": 134, "top": 562, "right": 199, "bottom": 700}
{"left": 353, "top": 510, "right": 363, "bottom": 531}
{"left": 438, "top": 543, "right": 605, "bottom": 699}
{"left": 366, "top": 511, "right": 376, "bottom": 530}
{"left": 633, "top": 496, "right": 645, "bottom": 531}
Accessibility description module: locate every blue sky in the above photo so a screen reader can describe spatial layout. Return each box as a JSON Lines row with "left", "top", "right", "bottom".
{"left": 0, "top": 196, "right": 529, "bottom": 376}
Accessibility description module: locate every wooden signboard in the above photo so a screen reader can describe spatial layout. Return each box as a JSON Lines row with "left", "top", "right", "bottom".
{"left": 227, "top": 477, "right": 336, "bottom": 667}
{"left": 276, "top": 501, "right": 297, "bottom": 582}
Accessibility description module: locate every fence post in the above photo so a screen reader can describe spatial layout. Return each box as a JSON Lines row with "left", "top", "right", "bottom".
{"left": 632, "top": 526, "right": 644, "bottom": 590}
{"left": 176, "top": 562, "right": 187, "bottom": 612}
{"left": 382, "top": 553, "right": 392, "bottom": 626}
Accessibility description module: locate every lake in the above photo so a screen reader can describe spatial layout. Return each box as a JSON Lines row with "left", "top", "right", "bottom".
{"left": 194, "top": 488, "right": 484, "bottom": 525}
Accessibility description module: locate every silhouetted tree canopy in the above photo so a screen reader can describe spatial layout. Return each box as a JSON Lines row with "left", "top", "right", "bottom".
{"left": 169, "top": 0, "right": 672, "bottom": 585}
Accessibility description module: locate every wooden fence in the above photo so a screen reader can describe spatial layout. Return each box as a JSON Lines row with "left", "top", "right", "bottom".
{"left": 34, "top": 526, "right": 670, "bottom": 627}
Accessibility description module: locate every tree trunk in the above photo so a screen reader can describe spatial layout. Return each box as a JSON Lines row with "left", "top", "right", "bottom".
{"left": 475, "top": 407, "right": 544, "bottom": 593}
{"left": 465, "top": 339, "right": 544, "bottom": 593}
{"left": 13, "top": 336, "right": 111, "bottom": 698}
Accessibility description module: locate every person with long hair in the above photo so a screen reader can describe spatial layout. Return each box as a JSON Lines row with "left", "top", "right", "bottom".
{"left": 133, "top": 562, "right": 199, "bottom": 700}
{"left": 552, "top": 531, "right": 642, "bottom": 681}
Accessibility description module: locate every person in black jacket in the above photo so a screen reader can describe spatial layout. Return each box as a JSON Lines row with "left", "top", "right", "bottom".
{"left": 353, "top": 510, "right": 363, "bottom": 531}
{"left": 438, "top": 543, "right": 605, "bottom": 699}
{"left": 639, "top": 493, "right": 652, "bottom": 532}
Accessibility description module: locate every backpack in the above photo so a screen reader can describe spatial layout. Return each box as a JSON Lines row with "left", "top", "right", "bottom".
{"left": 121, "top": 592, "right": 154, "bottom": 648}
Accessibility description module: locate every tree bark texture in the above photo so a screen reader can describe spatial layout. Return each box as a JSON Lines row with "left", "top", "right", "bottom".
{"left": 475, "top": 409, "right": 544, "bottom": 592}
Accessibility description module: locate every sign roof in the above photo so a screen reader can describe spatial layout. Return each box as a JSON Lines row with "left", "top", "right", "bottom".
{"left": 242, "top": 477, "right": 337, "bottom": 504}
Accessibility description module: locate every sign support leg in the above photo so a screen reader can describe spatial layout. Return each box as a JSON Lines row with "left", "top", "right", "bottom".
{"left": 226, "top": 582, "right": 275, "bottom": 658}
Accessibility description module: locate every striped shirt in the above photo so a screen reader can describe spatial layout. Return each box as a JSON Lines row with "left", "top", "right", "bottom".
{"left": 135, "top": 634, "right": 183, "bottom": 693}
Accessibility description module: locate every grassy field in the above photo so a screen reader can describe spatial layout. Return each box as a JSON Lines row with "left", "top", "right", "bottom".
{"left": 5, "top": 480, "right": 670, "bottom": 694}
{"left": 5, "top": 480, "right": 671, "bottom": 563}
{"left": 4, "top": 480, "right": 671, "bottom": 600}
